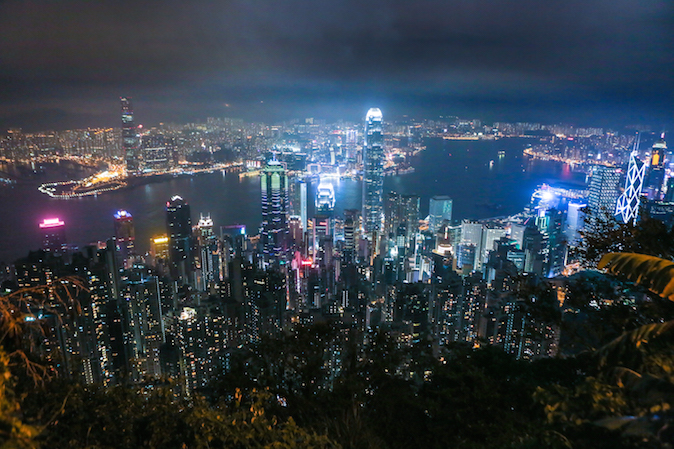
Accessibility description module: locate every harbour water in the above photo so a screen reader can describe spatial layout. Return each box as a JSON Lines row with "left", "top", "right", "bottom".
{"left": 0, "top": 137, "right": 585, "bottom": 264}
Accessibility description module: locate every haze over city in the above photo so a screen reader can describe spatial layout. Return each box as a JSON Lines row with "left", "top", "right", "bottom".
{"left": 1, "top": 0, "right": 673, "bottom": 131}
{"left": 2, "top": 2, "right": 674, "bottom": 448}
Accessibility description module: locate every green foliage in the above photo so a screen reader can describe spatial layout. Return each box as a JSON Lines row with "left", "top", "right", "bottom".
{"left": 576, "top": 212, "right": 674, "bottom": 268}
{"left": 599, "top": 252, "right": 674, "bottom": 301}
{"left": 21, "top": 381, "right": 337, "bottom": 449}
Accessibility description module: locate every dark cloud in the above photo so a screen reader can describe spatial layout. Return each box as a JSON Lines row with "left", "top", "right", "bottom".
{"left": 0, "top": 0, "right": 672, "bottom": 129}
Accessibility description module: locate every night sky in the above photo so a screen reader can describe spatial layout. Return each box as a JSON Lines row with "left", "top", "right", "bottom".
{"left": 1, "top": 0, "right": 672, "bottom": 130}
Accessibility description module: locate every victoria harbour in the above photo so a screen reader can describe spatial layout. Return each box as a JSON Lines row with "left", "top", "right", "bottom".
{"left": 0, "top": 137, "right": 582, "bottom": 264}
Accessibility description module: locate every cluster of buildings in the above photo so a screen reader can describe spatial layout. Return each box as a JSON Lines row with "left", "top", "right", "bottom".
{"left": 3, "top": 101, "right": 671, "bottom": 394}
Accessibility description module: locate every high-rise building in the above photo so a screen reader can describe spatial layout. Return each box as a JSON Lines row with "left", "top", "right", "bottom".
{"left": 615, "top": 150, "right": 646, "bottom": 225}
{"left": 39, "top": 218, "right": 66, "bottom": 255}
{"left": 565, "top": 202, "right": 586, "bottom": 244}
{"left": 645, "top": 134, "right": 667, "bottom": 200}
{"left": 586, "top": 165, "right": 621, "bottom": 234}
{"left": 261, "top": 160, "right": 289, "bottom": 261}
{"left": 196, "top": 214, "right": 220, "bottom": 291}
{"left": 121, "top": 97, "right": 140, "bottom": 174}
{"left": 141, "top": 134, "right": 170, "bottom": 172}
{"left": 384, "top": 191, "right": 420, "bottom": 250}
{"left": 166, "top": 195, "right": 193, "bottom": 283}
{"left": 150, "top": 235, "right": 169, "bottom": 261}
{"left": 113, "top": 210, "right": 135, "bottom": 268}
{"left": 429, "top": 196, "right": 453, "bottom": 234}
{"left": 362, "top": 108, "right": 384, "bottom": 239}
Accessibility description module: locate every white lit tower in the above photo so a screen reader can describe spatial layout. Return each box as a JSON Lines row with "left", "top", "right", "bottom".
{"left": 429, "top": 195, "right": 453, "bottom": 234}
{"left": 261, "top": 159, "right": 289, "bottom": 261}
{"left": 586, "top": 165, "right": 621, "bottom": 234}
{"left": 121, "top": 97, "right": 140, "bottom": 175}
{"left": 362, "top": 108, "right": 384, "bottom": 241}
{"left": 616, "top": 135, "right": 646, "bottom": 225}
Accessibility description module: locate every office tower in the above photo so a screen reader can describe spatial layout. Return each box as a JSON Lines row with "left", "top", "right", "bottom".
{"left": 522, "top": 222, "right": 544, "bottom": 276}
{"left": 343, "top": 209, "right": 359, "bottom": 263}
{"left": 665, "top": 178, "right": 674, "bottom": 202}
{"left": 141, "top": 134, "right": 170, "bottom": 172}
{"left": 362, "top": 108, "right": 384, "bottom": 239}
{"left": 537, "top": 209, "right": 566, "bottom": 277}
{"left": 261, "top": 160, "right": 289, "bottom": 261}
{"left": 315, "top": 180, "right": 335, "bottom": 213}
{"left": 40, "top": 218, "right": 66, "bottom": 255}
{"left": 121, "top": 97, "right": 140, "bottom": 174}
{"left": 586, "top": 165, "right": 621, "bottom": 234}
{"left": 429, "top": 195, "right": 453, "bottom": 234}
{"left": 615, "top": 149, "right": 646, "bottom": 225}
{"left": 150, "top": 235, "right": 169, "bottom": 261}
{"left": 480, "top": 225, "right": 507, "bottom": 267}
{"left": 288, "top": 216, "right": 303, "bottom": 247}
{"left": 122, "top": 267, "right": 165, "bottom": 380}
{"left": 565, "top": 202, "right": 586, "bottom": 244}
{"left": 384, "top": 192, "right": 420, "bottom": 250}
{"left": 113, "top": 210, "right": 135, "bottom": 268}
{"left": 645, "top": 134, "right": 667, "bottom": 200}
{"left": 460, "top": 220, "right": 484, "bottom": 271}
{"left": 196, "top": 214, "right": 219, "bottom": 291}
{"left": 166, "top": 195, "right": 193, "bottom": 283}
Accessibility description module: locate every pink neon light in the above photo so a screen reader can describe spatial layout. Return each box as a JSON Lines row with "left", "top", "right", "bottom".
{"left": 40, "top": 218, "right": 65, "bottom": 229}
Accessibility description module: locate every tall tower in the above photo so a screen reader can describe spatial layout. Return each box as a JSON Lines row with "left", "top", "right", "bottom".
{"left": 362, "top": 108, "right": 384, "bottom": 240}
{"left": 166, "top": 195, "right": 193, "bottom": 283}
{"left": 645, "top": 133, "right": 667, "bottom": 200}
{"left": 261, "top": 160, "right": 289, "bottom": 261}
{"left": 113, "top": 210, "right": 135, "bottom": 268}
{"left": 39, "top": 218, "right": 66, "bottom": 255}
{"left": 429, "top": 195, "right": 453, "bottom": 234}
{"left": 616, "top": 136, "right": 646, "bottom": 225}
{"left": 121, "top": 97, "right": 140, "bottom": 175}
{"left": 586, "top": 165, "right": 621, "bottom": 234}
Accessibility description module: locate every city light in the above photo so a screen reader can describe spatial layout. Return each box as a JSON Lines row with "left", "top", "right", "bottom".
{"left": 39, "top": 218, "right": 65, "bottom": 228}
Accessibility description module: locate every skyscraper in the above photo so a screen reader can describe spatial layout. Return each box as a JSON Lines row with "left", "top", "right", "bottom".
{"left": 121, "top": 97, "right": 140, "bottom": 174}
{"left": 645, "top": 134, "right": 667, "bottom": 200}
{"left": 261, "top": 160, "right": 289, "bottom": 261}
{"left": 384, "top": 191, "right": 420, "bottom": 250}
{"left": 586, "top": 165, "right": 621, "bottom": 234}
{"left": 362, "top": 108, "right": 384, "bottom": 240}
{"left": 39, "top": 218, "right": 66, "bottom": 255}
{"left": 429, "top": 195, "right": 453, "bottom": 234}
{"left": 166, "top": 195, "right": 193, "bottom": 283}
{"left": 615, "top": 148, "right": 646, "bottom": 225}
{"left": 113, "top": 210, "right": 135, "bottom": 268}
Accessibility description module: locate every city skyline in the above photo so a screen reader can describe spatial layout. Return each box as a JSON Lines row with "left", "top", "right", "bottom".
{"left": 0, "top": 1, "right": 672, "bottom": 132}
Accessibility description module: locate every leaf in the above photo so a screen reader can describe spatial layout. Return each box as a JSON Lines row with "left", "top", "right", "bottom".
{"left": 598, "top": 252, "right": 674, "bottom": 301}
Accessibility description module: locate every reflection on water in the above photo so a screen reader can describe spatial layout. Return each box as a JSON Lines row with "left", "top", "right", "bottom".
{"left": 0, "top": 138, "right": 585, "bottom": 263}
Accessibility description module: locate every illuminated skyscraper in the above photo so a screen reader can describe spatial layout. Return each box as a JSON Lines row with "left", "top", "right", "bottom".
{"left": 362, "top": 108, "right": 384, "bottom": 239}
{"left": 121, "top": 97, "right": 140, "bottom": 174}
{"left": 645, "top": 134, "right": 667, "bottom": 200}
{"left": 616, "top": 138, "right": 646, "bottom": 225}
{"left": 39, "top": 218, "right": 66, "bottom": 255}
{"left": 586, "top": 165, "right": 621, "bottom": 233}
{"left": 261, "top": 160, "right": 289, "bottom": 261}
{"left": 384, "top": 191, "right": 420, "bottom": 249}
{"left": 166, "top": 195, "right": 193, "bottom": 283}
{"left": 114, "top": 210, "right": 135, "bottom": 268}
{"left": 429, "top": 196, "right": 453, "bottom": 234}
{"left": 150, "top": 235, "right": 170, "bottom": 261}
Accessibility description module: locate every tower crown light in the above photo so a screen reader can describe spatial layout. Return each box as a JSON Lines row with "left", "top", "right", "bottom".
{"left": 366, "top": 108, "right": 383, "bottom": 121}
{"left": 114, "top": 210, "right": 132, "bottom": 219}
{"left": 40, "top": 218, "right": 65, "bottom": 228}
